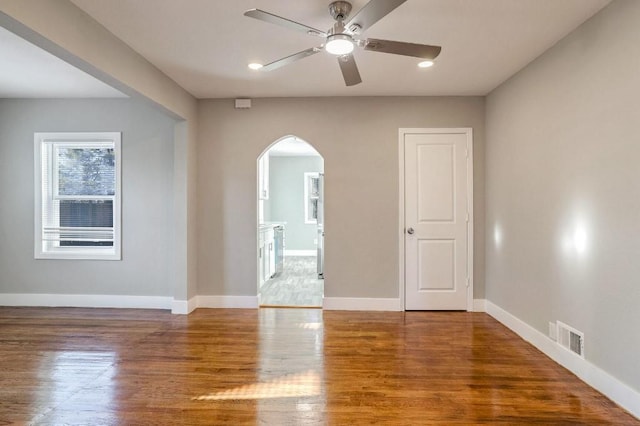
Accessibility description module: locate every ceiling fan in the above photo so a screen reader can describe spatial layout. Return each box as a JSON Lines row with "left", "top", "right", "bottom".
{"left": 244, "top": 0, "right": 441, "bottom": 86}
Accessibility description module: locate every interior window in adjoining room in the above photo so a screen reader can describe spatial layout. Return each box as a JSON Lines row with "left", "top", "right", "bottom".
{"left": 304, "top": 172, "right": 320, "bottom": 224}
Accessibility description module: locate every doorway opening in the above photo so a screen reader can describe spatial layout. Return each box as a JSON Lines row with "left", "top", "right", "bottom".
{"left": 257, "top": 135, "right": 324, "bottom": 307}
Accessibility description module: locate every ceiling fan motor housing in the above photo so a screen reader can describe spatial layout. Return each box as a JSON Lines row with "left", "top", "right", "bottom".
{"left": 329, "top": 1, "right": 352, "bottom": 21}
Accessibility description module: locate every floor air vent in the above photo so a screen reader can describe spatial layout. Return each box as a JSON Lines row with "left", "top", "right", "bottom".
{"left": 557, "top": 321, "right": 584, "bottom": 358}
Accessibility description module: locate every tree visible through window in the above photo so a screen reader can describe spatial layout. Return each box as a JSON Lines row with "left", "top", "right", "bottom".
{"left": 35, "top": 132, "right": 121, "bottom": 260}
{"left": 57, "top": 147, "right": 115, "bottom": 247}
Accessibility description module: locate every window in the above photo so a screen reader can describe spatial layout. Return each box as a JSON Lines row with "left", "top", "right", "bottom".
{"left": 304, "top": 172, "right": 320, "bottom": 224}
{"left": 34, "top": 132, "right": 121, "bottom": 260}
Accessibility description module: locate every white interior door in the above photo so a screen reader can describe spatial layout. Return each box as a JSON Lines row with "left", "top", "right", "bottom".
{"left": 402, "top": 129, "right": 472, "bottom": 310}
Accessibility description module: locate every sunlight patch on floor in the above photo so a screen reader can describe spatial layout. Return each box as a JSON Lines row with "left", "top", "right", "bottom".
{"left": 192, "top": 370, "right": 321, "bottom": 401}
{"left": 297, "top": 322, "right": 323, "bottom": 330}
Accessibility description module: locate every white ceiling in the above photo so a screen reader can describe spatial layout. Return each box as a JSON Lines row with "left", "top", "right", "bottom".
{"left": 0, "top": 0, "right": 612, "bottom": 99}
{"left": 0, "top": 26, "right": 125, "bottom": 98}
{"left": 269, "top": 136, "right": 321, "bottom": 157}
{"left": 69, "top": 0, "right": 611, "bottom": 99}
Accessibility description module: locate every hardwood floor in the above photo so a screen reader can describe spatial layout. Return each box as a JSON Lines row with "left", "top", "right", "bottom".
{"left": 0, "top": 307, "right": 636, "bottom": 425}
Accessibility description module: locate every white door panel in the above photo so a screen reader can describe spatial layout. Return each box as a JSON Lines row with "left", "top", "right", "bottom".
{"left": 418, "top": 240, "right": 455, "bottom": 290}
{"left": 403, "top": 130, "right": 472, "bottom": 310}
{"left": 417, "top": 144, "right": 455, "bottom": 222}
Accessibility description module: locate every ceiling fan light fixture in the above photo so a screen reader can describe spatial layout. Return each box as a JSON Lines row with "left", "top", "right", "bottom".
{"left": 244, "top": 1, "right": 443, "bottom": 87}
{"left": 248, "top": 62, "right": 263, "bottom": 70}
{"left": 325, "top": 34, "right": 354, "bottom": 55}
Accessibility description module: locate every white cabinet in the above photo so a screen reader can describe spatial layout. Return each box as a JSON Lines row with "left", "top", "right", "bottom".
{"left": 258, "top": 155, "right": 269, "bottom": 200}
{"left": 258, "top": 230, "right": 265, "bottom": 286}
{"left": 267, "top": 228, "right": 275, "bottom": 278}
{"left": 258, "top": 226, "right": 275, "bottom": 287}
{"left": 264, "top": 227, "right": 274, "bottom": 282}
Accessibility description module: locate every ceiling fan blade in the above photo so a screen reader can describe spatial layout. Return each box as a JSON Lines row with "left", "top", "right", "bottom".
{"left": 363, "top": 38, "right": 441, "bottom": 59}
{"left": 244, "top": 9, "right": 326, "bottom": 37}
{"left": 338, "top": 54, "right": 362, "bottom": 86}
{"left": 345, "top": 0, "right": 407, "bottom": 34}
{"left": 261, "top": 46, "right": 322, "bottom": 72}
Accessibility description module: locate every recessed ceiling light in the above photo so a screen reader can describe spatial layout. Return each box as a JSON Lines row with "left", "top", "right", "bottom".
{"left": 248, "top": 63, "right": 263, "bottom": 70}
{"left": 418, "top": 60, "right": 434, "bottom": 68}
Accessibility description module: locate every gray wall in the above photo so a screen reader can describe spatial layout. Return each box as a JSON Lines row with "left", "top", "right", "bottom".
{"left": 197, "top": 97, "right": 485, "bottom": 298}
{"left": 0, "top": 98, "right": 176, "bottom": 297}
{"left": 0, "top": 2, "right": 200, "bottom": 303}
{"left": 486, "top": 1, "right": 640, "bottom": 392}
{"left": 269, "top": 155, "right": 323, "bottom": 251}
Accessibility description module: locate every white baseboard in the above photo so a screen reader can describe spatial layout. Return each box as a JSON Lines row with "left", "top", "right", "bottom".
{"left": 171, "top": 296, "right": 198, "bottom": 315}
{"left": 197, "top": 295, "right": 259, "bottom": 309}
{"left": 321, "top": 298, "right": 485, "bottom": 312}
{"left": 486, "top": 300, "right": 640, "bottom": 420}
{"left": 0, "top": 293, "right": 259, "bottom": 313}
{"left": 323, "top": 297, "right": 402, "bottom": 311}
{"left": 284, "top": 250, "right": 316, "bottom": 257}
{"left": 0, "top": 293, "right": 172, "bottom": 310}
{"left": 472, "top": 298, "right": 486, "bottom": 312}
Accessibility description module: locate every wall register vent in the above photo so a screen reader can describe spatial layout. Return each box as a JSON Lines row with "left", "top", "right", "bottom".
{"left": 557, "top": 321, "right": 584, "bottom": 358}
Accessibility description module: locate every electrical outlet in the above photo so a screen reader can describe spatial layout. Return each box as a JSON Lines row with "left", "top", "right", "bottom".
{"left": 548, "top": 321, "right": 558, "bottom": 341}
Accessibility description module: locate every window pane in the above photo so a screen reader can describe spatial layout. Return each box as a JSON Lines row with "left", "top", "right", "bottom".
{"left": 59, "top": 200, "right": 114, "bottom": 247}
{"left": 57, "top": 147, "right": 115, "bottom": 196}
{"left": 310, "top": 176, "right": 320, "bottom": 197}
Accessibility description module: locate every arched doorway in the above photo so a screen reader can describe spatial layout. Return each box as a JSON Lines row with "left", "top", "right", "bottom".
{"left": 257, "top": 136, "right": 324, "bottom": 307}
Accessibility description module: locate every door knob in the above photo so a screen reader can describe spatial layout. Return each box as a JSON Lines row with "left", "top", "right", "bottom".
{"left": 407, "top": 227, "right": 415, "bottom": 235}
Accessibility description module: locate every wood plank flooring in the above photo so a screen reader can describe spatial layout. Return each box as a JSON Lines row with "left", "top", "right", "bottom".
{"left": 0, "top": 307, "right": 637, "bottom": 425}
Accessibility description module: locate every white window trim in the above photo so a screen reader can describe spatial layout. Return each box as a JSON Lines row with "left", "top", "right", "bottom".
{"left": 34, "top": 132, "right": 122, "bottom": 260}
{"left": 304, "top": 172, "right": 320, "bottom": 224}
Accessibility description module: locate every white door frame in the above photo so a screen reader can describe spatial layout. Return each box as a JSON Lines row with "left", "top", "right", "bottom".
{"left": 398, "top": 128, "right": 474, "bottom": 311}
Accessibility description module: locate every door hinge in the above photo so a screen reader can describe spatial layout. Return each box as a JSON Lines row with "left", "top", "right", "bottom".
{"left": 466, "top": 277, "right": 470, "bottom": 288}
{"left": 466, "top": 211, "right": 469, "bottom": 222}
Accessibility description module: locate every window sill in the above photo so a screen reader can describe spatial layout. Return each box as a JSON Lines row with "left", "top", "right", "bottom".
{"left": 35, "top": 250, "right": 121, "bottom": 261}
